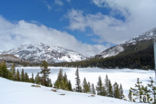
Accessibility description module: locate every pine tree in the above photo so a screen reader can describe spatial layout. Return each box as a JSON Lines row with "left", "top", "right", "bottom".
{"left": 83, "top": 78, "right": 90, "bottom": 93}
{"left": 10, "top": 63, "right": 16, "bottom": 80}
{"left": 148, "top": 77, "right": 156, "bottom": 103}
{"left": 63, "top": 73, "right": 68, "bottom": 90}
{"left": 0, "top": 61, "right": 9, "bottom": 78}
{"left": 88, "top": 82, "right": 91, "bottom": 92}
{"left": 128, "top": 88, "right": 133, "bottom": 101}
{"left": 54, "top": 69, "right": 63, "bottom": 88}
{"left": 47, "top": 78, "right": 52, "bottom": 87}
{"left": 91, "top": 84, "right": 96, "bottom": 94}
{"left": 16, "top": 69, "right": 20, "bottom": 81}
{"left": 0, "top": 63, "right": 2, "bottom": 77}
{"left": 40, "top": 61, "right": 51, "bottom": 86}
{"left": 68, "top": 80, "right": 72, "bottom": 91}
{"left": 108, "top": 80, "right": 113, "bottom": 97}
{"left": 96, "top": 76, "right": 103, "bottom": 95}
{"left": 35, "top": 73, "right": 41, "bottom": 84}
{"left": 30, "top": 73, "right": 35, "bottom": 83}
{"left": 96, "top": 76, "right": 106, "bottom": 96}
{"left": 24, "top": 72, "right": 29, "bottom": 82}
{"left": 119, "top": 84, "right": 124, "bottom": 99}
{"left": 141, "top": 86, "right": 150, "bottom": 103}
{"left": 75, "top": 68, "right": 82, "bottom": 92}
{"left": 113, "top": 82, "right": 120, "bottom": 98}
{"left": 104, "top": 75, "right": 113, "bottom": 97}
{"left": 130, "top": 78, "right": 144, "bottom": 102}
{"left": 21, "top": 69, "right": 25, "bottom": 81}
{"left": 105, "top": 75, "right": 109, "bottom": 94}
{"left": 54, "top": 69, "right": 72, "bottom": 91}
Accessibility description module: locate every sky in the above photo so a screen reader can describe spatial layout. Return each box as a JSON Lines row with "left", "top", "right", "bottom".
{"left": 0, "top": 0, "right": 156, "bottom": 56}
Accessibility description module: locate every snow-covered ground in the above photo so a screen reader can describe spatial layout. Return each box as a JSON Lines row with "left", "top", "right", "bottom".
{"left": 16, "top": 67, "right": 155, "bottom": 96}
{"left": 0, "top": 77, "right": 143, "bottom": 104}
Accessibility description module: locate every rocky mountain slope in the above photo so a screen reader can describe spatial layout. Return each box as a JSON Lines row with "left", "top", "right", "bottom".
{"left": 1, "top": 43, "right": 86, "bottom": 64}
{"left": 0, "top": 54, "right": 21, "bottom": 62}
{"left": 57, "top": 28, "right": 156, "bottom": 69}
{"left": 96, "top": 28, "right": 156, "bottom": 59}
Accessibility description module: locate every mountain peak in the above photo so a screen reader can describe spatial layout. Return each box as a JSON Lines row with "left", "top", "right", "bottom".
{"left": 125, "top": 28, "right": 156, "bottom": 45}
{"left": 96, "top": 28, "right": 156, "bottom": 59}
{"left": 1, "top": 43, "right": 86, "bottom": 63}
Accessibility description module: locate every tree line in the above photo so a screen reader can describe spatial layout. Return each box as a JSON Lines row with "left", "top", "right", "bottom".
{"left": 53, "top": 41, "right": 154, "bottom": 70}
{"left": 1, "top": 60, "right": 156, "bottom": 103}
{"left": 0, "top": 61, "right": 52, "bottom": 86}
{"left": 0, "top": 61, "right": 124, "bottom": 100}
{"left": 53, "top": 68, "right": 124, "bottom": 99}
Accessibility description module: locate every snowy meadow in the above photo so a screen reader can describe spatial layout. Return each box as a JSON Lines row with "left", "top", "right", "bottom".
{"left": 16, "top": 67, "right": 155, "bottom": 96}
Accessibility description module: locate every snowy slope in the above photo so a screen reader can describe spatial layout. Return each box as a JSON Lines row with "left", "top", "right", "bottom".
{"left": 125, "top": 28, "right": 156, "bottom": 45}
{"left": 96, "top": 28, "right": 156, "bottom": 58}
{"left": 0, "top": 77, "right": 143, "bottom": 104}
{"left": 1, "top": 43, "right": 86, "bottom": 63}
{"left": 0, "top": 54, "right": 21, "bottom": 62}
{"left": 97, "top": 45, "right": 124, "bottom": 58}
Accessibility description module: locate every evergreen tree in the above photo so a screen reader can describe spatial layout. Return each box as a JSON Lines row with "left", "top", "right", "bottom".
{"left": 96, "top": 76, "right": 106, "bottom": 96}
{"left": 40, "top": 61, "right": 51, "bottom": 86}
{"left": 108, "top": 80, "right": 113, "bottom": 97}
{"left": 82, "top": 78, "right": 90, "bottom": 93}
{"left": 130, "top": 78, "right": 144, "bottom": 102}
{"left": 35, "top": 73, "right": 41, "bottom": 84}
{"left": 75, "top": 68, "right": 82, "bottom": 92}
{"left": 47, "top": 78, "right": 52, "bottom": 87}
{"left": 24, "top": 72, "right": 29, "bottom": 82}
{"left": 0, "top": 63, "right": 2, "bottom": 77}
{"left": 10, "top": 63, "right": 16, "bottom": 80}
{"left": 105, "top": 75, "right": 109, "bottom": 92}
{"left": 54, "top": 69, "right": 72, "bottom": 91}
{"left": 0, "top": 61, "right": 9, "bottom": 78}
{"left": 68, "top": 80, "right": 72, "bottom": 91}
{"left": 113, "top": 82, "right": 120, "bottom": 98}
{"left": 30, "top": 73, "right": 35, "bottom": 83}
{"left": 104, "top": 75, "right": 113, "bottom": 97}
{"left": 141, "top": 86, "right": 151, "bottom": 103}
{"left": 21, "top": 69, "right": 25, "bottom": 81}
{"left": 16, "top": 69, "right": 20, "bottom": 81}
{"left": 130, "top": 77, "right": 156, "bottom": 103}
{"left": 88, "top": 82, "right": 91, "bottom": 92}
{"left": 63, "top": 73, "right": 68, "bottom": 90}
{"left": 148, "top": 77, "right": 156, "bottom": 103}
{"left": 91, "top": 84, "right": 96, "bottom": 94}
{"left": 128, "top": 88, "right": 133, "bottom": 101}
{"left": 119, "top": 84, "right": 124, "bottom": 99}
{"left": 54, "top": 69, "right": 63, "bottom": 88}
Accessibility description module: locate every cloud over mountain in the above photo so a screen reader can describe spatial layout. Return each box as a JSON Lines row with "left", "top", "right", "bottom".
{"left": 0, "top": 16, "right": 108, "bottom": 56}
{"left": 67, "top": 0, "right": 156, "bottom": 44}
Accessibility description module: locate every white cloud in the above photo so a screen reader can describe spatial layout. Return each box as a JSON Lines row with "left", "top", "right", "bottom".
{"left": 0, "top": 16, "right": 109, "bottom": 56}
{"left": 67, "top": 0, "right": 156, "bottom": 44}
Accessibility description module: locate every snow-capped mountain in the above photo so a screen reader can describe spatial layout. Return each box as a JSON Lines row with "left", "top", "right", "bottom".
{"left": 125, "top": 28, "right": 156, "bottom": 45}
{"left": 96, "top": 28, "right": 156, "bottom": 58}
{"left": 96, "top": 45, "right": 124, "bottom": 58}
{"left": 0, "top": 54, "right": 21, "bottom": 62}
{"left": 1, "top": 43, "right": 86, "bottom": 63}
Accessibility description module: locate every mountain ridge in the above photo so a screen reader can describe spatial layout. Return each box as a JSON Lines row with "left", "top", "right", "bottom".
{"left": 0, "top": 43, "right": 86, "bottom": 64}
{"left": 54, "top": 28, "right": 156, "bottom": 69}
{"left": 96, "top": 28, "right": 156, "bottom": 59}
